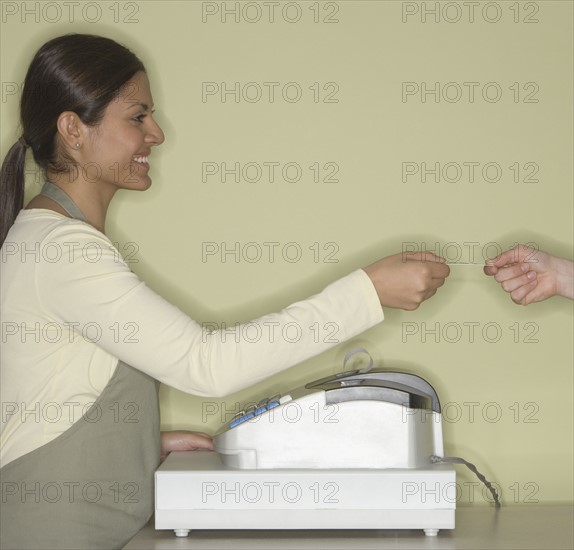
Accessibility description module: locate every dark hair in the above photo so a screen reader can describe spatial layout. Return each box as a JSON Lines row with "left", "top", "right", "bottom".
{"left": 0, "top": 34, "right": 145, "bottom": 246}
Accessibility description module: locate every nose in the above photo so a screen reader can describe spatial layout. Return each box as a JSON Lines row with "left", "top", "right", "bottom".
{"left": 146, "top": 115, "right": 165, "bottom": 146}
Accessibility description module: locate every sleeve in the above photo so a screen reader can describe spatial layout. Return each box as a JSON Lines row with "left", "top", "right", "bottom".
{"left": 35, "top": 223, "right": 384, "bottom": 397}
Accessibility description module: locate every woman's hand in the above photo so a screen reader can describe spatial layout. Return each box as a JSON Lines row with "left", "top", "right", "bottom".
{"left": 363, "top": 252, "right": 450, "bottom": 310}
{"left": 484, "top": 245, "right": 574, "bottom": 305}
{"left": 160, "top": 430, "right": 214, "bottom": 463}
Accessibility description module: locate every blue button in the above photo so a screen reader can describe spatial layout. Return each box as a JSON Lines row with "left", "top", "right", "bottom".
{"left": 229, "top": 411, "right": 255, "bottom": 428}
{"left": 229, "top": 400, "right": 281, "bottom": 428}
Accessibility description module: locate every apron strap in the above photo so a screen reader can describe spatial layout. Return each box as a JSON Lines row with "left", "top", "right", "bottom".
{"left": 40, "top": 181, "right": 88, "bottom": 222}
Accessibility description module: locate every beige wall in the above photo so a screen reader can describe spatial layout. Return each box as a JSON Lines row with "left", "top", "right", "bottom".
{"left": 1, "top": 1, "right": 572, "bottom": 506}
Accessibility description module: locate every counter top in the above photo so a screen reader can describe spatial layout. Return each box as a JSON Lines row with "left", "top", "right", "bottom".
{"left": 124, "top": 505, "right": 573, "bottom": 549}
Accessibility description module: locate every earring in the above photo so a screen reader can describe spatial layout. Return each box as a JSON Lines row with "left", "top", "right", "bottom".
{"left": 75, "top": 142, "right": 81, "bottom": 149}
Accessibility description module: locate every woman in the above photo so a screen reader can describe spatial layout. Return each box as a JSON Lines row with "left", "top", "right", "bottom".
{"left": 0, "top": 34, "right": 449, "bottom": 549}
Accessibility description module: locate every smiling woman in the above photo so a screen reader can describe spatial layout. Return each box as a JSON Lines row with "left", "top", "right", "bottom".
{"left": 0, "top": 35, "right": 172, "bottom": 550}
{"left": 0, "top": 33, "right": 450, "bottom": 550}
{"left": 51, "top": 69, "right": 165, "bottom": 194}
{"left": 0, "top": 35, "right": 158, "bottom": 239}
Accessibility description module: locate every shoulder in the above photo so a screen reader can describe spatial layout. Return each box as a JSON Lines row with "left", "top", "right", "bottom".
{"left": 4, "top": 209, "right": 128, "bottom": 270}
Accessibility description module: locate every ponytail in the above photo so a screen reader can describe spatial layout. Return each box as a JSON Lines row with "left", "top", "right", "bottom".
{"left": 0, "top": 138, "right": 28, "bottom": 247}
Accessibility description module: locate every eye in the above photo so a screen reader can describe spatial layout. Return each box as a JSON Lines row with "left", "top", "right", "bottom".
{"left": 132, "top": 109, "right": 156, "bottom": 123}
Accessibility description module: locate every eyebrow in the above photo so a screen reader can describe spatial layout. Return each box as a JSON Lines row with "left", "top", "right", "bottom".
{"left": 125, "top": 102, "right": 154, "bottom": 111}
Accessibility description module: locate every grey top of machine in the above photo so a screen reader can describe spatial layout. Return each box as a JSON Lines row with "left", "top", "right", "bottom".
{"left": 305, "top": 369, "right": 442, "bottom": 413}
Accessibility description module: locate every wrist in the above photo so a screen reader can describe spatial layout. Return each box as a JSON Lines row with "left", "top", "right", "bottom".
{"left": 554, "top": 257, "right": 574, "bottom": 299}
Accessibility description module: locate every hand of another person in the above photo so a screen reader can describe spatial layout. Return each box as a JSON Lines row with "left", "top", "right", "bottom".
{"left": 484, "top": 244, "right": 574, "bottom": 305}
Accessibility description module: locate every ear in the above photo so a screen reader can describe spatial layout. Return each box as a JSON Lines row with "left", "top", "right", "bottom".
{"left": 55, "top": 112, "right": 85, "bottom": 150}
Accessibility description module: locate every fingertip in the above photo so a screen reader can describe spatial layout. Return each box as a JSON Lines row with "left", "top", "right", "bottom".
{"left": 494, "top": 271, "right": 505, "bottom": 283}
{"left": 515, "top": 280, "right": 538, "bottom": 306}
{"left": 485, "top": 254, "right": 501, "bottom": 266}
{"left": 511, "top": 292, "right": 527, "bottom": 306}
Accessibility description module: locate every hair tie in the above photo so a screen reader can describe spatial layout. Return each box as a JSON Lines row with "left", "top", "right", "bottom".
{"left": 18, "top": 136, "right": 29, "bottom": 149}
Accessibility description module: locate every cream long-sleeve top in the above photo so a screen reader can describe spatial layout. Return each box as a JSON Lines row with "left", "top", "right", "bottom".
{"left": 0, "top": 209, "right": 384, "bottom": 466}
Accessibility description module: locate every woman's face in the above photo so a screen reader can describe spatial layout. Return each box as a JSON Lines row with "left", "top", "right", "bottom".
{"left": 82, "top": 71, "right": 165, "bottom": 191}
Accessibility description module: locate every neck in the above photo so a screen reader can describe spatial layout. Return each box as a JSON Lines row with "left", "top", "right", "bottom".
{"left": 47, "top": 172, "right": 117, "bottom": 233}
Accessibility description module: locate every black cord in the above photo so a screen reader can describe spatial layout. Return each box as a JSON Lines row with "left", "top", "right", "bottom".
{"left": 431, "top": 455, "right": 501, "bottom": 508}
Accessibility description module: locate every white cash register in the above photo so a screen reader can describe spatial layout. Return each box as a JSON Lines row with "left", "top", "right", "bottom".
{"left": 155, "top": 365, "right": 462, "bottom": 537}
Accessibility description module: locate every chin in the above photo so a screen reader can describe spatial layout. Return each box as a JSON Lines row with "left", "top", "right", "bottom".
{"left": 126, "top": 176, "right": 153, "bottom": 192}
{"left": 137, "top": 182, "right": 153, "bottom": 192}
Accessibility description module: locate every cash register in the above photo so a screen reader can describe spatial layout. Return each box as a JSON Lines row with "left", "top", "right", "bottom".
{"left": 155, "top": 361, "right": 458, "bottom": 537}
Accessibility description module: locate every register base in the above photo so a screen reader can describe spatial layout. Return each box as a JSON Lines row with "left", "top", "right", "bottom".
{"left": 155, "top": 451, "right": 456, "bottom": 537}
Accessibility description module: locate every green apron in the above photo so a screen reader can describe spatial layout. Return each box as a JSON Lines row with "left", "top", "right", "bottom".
{"left": 0, "top": 182, "right": 160, "bottom": 549}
